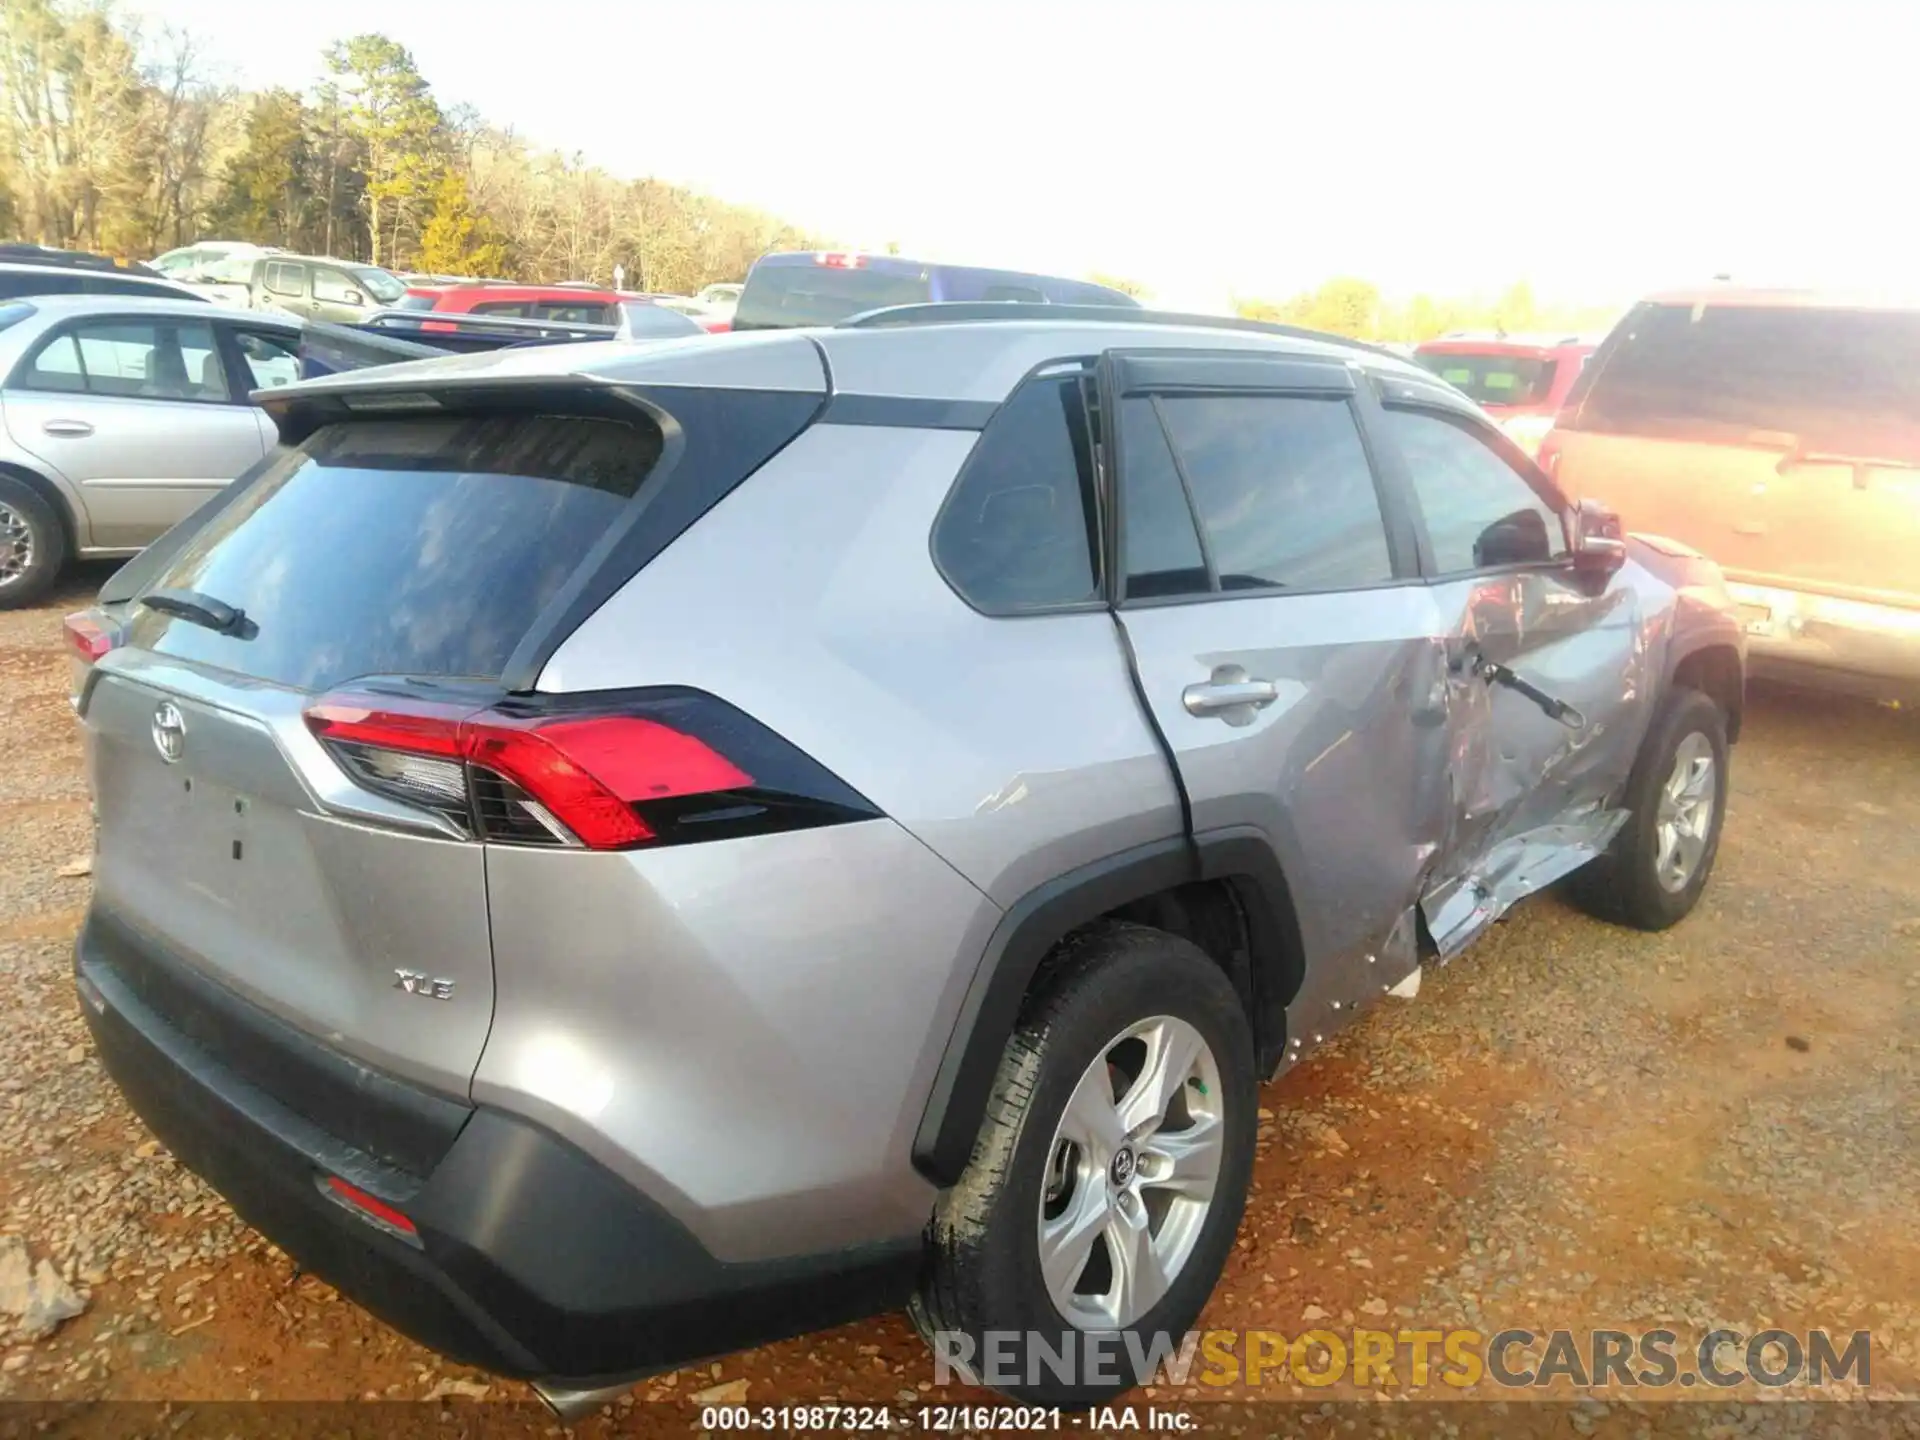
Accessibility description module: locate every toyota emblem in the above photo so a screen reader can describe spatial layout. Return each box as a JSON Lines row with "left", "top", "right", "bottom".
{"left": 151, "top": 701, "right": 186, "bottom": 764}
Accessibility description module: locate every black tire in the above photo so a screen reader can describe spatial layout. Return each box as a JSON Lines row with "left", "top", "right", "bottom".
{"left": 0, "top": 475, "right": 64, "bottom": 609}
{"left": 1570, "top": 687, "right": 1729, "bottom": 930}
{"left": 910, "top": 922, "right": 1257, "bottom": 1407}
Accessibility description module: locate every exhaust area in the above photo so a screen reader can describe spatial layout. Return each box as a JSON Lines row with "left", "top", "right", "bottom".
{"left": 532, "top": 1377, "right": 642, "bottom": 1421}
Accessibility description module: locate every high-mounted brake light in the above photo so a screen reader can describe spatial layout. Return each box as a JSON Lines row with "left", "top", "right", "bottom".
{"left": 303, "top": 688, "right": 868, "bottom": 852}
{"left": 816, "top": 252, "right": 867, "bottom": 269}
{"left": 63, "top": 611, "right": 120, "bottom": 662}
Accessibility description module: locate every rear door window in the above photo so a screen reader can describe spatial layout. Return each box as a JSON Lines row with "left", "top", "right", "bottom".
{"left": 1151, "top": 394, "right": 1395, "bottom": 591}
{"left": 932, "top": 372, "right": 1100, "bottom": 612}
{"left": 126, "top": 413, "right": 666, "bottom": 690}
{"left": 1572, "top": 302, "right": 1920, "bottom": 460}
{"left": 22, "top": 318, "right": 227, "bottom": 401}
{"left": 263, "top": 262, "right": 305, "bottom": 298}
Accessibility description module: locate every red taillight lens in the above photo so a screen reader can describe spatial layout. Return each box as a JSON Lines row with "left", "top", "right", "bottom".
{"left": 303, "top": 688, "right": 865, "bottom": 851}
{"left": 64, "top": 611, "right": 119, "bottom": 662}
{"left": 323, "top": 1175, "right": 418, "bottom": 1238}
{"left": 816, "top": 251, "right": 867, "bottom": 269}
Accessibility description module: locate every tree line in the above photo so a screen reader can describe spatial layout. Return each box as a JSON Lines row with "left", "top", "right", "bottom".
{"left": 1, "top": 0, "right": 1613, "bottom": 329}
{"left": 0, "top": 0, "right": 827, "bottom": 291}
{"left": 1234, "top": 276, "right": 1622, "bottom": 345}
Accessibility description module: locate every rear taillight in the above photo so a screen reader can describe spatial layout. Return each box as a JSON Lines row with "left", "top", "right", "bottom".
{"left": 816, "top": 252, "right": 867, "bottom": 269}
{"left": 64, "top": 610, "right": 120, "bottom": 662}
{"left": 303, "top": 687, "right": 875, "bottom": 851}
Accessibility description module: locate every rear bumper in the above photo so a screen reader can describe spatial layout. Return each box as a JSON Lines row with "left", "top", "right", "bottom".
{"left": 1728, "top": 581, "right": 1920, "bottom": 698}
{"left": 76, "top": 910, "right": 917, "bottom": 1385}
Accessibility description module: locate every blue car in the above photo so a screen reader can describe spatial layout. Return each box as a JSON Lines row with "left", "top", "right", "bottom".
{"left": 731, "top": 250, "right": 1140, "bottom": 330}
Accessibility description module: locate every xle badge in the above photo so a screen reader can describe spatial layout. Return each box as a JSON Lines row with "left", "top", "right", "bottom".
{"left": 393, "top": 969, "right": 455, "bottom": 1000}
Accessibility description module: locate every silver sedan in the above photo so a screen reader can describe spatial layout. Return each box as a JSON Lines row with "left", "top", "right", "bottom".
{"left": 0, "top": 294, "right": 302, "bottom": 606}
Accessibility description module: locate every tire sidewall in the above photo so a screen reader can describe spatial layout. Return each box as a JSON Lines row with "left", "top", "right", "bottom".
{"left": 0, "top": 477, "right": 63, "bottom": 609}
{"left": 954, "top": 938, "right": 1256, "bottom": 1401}
{"left": 1622, "top": 691, "right": 1730, "bottom": 925}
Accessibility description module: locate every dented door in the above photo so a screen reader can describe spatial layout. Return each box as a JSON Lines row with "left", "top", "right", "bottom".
{"left": 1368, "top": 397, "right": 1648, "bottom": 957}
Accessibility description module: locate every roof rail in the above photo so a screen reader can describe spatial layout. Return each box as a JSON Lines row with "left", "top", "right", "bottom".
{"left": 0, "top": 243, "right": 162, "bottom": 278}
{"left": 836, "top": 301, "right": 1402, "bottom": 360}
{"left": 363, "top": 309, "right": 615, "bottom": 340}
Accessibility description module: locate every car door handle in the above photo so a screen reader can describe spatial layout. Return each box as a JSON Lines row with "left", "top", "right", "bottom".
{"left": 1182, "top": 678, "right": 1279, "bottom": 716}
{"left": 41, "top": 419, "right": 94, "bottom": 438}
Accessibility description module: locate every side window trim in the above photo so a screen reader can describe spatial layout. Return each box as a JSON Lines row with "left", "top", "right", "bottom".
{"left": 1371, "top": 395, "right": 1572, "bottom": 579}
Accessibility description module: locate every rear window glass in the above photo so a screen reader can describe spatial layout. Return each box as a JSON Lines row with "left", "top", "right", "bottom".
{"left": 127, "top": 413, "right": 663, "bottom": 690}
{"left": 1570, "top": 302, "right": 1920, "bottom": 461}
{"left": 1415, "top": 351, "right": 1556, "bottom": 407}
{"left": 733, "top": 262, "right": 931, "bottom": 330}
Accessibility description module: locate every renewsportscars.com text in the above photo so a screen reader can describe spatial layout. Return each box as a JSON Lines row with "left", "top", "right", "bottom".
{"left": 931, "top": 1327, "right": 1871, "bottom": 1392}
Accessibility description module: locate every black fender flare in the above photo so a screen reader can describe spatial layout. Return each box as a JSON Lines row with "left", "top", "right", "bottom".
{"left": 910, "top": 831, "right": 1302, "bottom": 1186}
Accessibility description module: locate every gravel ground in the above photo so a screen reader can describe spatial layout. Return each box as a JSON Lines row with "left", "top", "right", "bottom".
{"left": 0, "top": 566, "right": 1915, "bottom": 1437}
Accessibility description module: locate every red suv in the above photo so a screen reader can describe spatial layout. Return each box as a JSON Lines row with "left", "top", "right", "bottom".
{"left": 1414, "top": 333, "right": 1597, "bottom": 457}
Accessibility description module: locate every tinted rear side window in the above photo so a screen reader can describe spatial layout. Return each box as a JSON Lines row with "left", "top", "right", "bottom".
{"left": 0, "top": 271, "right": 83, "bottom": 300}
{"left": 127, "top": 414, "right": 663, "bottom": 690}
{"left": 1571, "top": 302, "right": 1920, "bottom": 460}
{"left": 1154, "top": 394, "right": 1395, "bottom": 591}
{"left": 733, "top": 262, "right": 932, "bottom": 330}
{"left": 933, "top": 374, "right": 1099, "bottom": 612}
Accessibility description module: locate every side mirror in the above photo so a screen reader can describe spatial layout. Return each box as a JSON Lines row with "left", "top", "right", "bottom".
{"left": 343, "top": 290, "right": 365, "bottom": 307}
{"left": 1569, "top": 497, "right": 1628, "bottom": 580}
{"left": 1474, "top": 509, "right": 1553, "bottom": 568}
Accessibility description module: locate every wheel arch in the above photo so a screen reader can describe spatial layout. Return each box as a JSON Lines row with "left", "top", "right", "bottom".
{"left": 1670, "top": 639, "right": 1745, "bottom": 743}
{"left": 0, "top": 459, "right": 81, "bottom": 556}
{"left": 911, "top": 832, "right": 1306, "bottom": 1186}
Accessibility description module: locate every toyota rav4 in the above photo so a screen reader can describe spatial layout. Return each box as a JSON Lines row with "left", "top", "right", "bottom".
{"left": 67, "top": 306, "right": 1745, "bottom": 1412}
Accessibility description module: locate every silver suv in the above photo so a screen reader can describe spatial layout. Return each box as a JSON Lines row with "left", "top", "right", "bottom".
{"left": 69, "top": 308, "right": 1744, "bottom": 1410}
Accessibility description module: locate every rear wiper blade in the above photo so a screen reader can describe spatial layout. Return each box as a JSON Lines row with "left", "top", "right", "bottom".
{"left": 140, "top": 586, "right": 251, "bottom": 638}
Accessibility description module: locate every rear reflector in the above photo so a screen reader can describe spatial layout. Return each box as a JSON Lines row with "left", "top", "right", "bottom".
{"left": 63, "top": 611, "right": 120, "bottom": 662}
{"left": 322, "top": 1175, "right": 418, "bottom": 1239}
{"left": 304, "top": 686, "right": 874, "bottom": 851}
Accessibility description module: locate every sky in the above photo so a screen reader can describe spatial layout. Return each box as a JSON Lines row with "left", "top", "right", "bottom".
{"left": 131, "top": 0, "right": 1918, "bottom": 309}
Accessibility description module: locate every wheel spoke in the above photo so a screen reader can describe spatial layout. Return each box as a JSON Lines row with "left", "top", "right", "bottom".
{"left": 1105, "top": 1193, "right": 1170, "bottom": 1322}
{"left": 1038, "top": 1173, "right": 1110, "bottom": 1302}
{"left": 1138, "top": 1113, "right": 1223, "bottom": 1200}
{"left": 1057, "top": 1060, "right": 1125, "bottom": 1159}
{"left": 1116, "top": 1020, "right": 1204, "bottom": 1138}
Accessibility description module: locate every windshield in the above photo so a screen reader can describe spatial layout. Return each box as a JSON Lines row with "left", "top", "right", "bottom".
{"left": 349, "top": 267, "right": 406, "bottom": 303}
{"left": 733, "top": 262, "right": 932, "bottom": 330}
{"left": 1416, "top": 351, "right": 1558, "bottom": 407}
